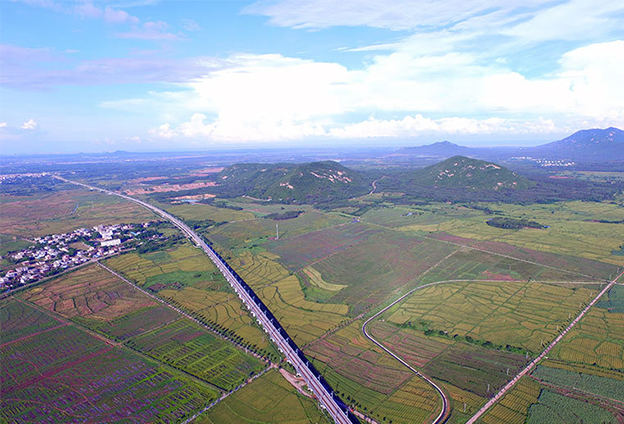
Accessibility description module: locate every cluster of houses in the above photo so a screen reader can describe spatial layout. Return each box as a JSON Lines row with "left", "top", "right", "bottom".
{"left": 0, "top": 172, "right": 50, "bottom": 183}
{"left": 509, "top": 156, "right": 575, "bottom": 167}
{"left": 0, "top": 222, "right": 156, "bottom": 292}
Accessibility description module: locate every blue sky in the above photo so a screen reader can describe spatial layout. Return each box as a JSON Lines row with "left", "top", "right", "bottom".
{"left": 1, "top": 0, "right": 623, "bottom": 154}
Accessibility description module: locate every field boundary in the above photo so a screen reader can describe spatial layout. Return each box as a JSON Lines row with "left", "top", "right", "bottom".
{"left": 96, "top": 261, "right": 268, "bottom": 363}
{"left": 465, "top": 269, "right": 624, "bottom": 424}
{"left": 360, "top": 276, "right": 609, "bottom": 424}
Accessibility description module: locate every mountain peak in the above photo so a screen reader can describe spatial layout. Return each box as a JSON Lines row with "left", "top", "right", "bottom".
{"left": 399, "top": 140, "right": 469, "bottom": 156}
{"left": 406, "top": 156, "right": 532, "bottom": 190}
{"left": 553, "top": 127, "right": 624, "bottom": 146}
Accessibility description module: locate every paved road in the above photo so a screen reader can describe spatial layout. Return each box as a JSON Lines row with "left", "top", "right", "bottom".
{"left": 362, "top": 281, "right": 452, "bottom": 424}
{"left": 57, "top": 176, "right": 358, "bottom": 424}
{"left": 465, "top": 269, "right": 624, "bottom": 424}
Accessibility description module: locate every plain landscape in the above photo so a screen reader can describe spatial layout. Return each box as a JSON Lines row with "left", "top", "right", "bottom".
{"left": 2, "top": 127, "right": 624, "bottom": 424}
{"left": 2, "top": 1, "right": 624, "bottom": 422}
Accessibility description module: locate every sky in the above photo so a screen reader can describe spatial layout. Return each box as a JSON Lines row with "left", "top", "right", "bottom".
{"left": 1, "top": 0, "right": 623, "bottom": 154}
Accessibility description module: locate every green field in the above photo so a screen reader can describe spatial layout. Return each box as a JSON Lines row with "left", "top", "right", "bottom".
{"left": 532, "top": 365, "right": 624, "bottom": 401}
{"left": 208, "top": 210, "right": 349, "bottom": 250}
{"left": 0, "top": 300, "right": 219, "bottom": 423}
{"left": 526, "top": 389, "right": 616, "bottom": 424}
{"left": 197, "top": 369, "right": 332, "bottom": 424}
{"left": 126, "top": 318, "right": 266, "bottom": 391}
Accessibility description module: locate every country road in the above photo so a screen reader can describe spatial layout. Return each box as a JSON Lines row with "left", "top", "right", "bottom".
{"left": 361, "top": 276, "right": 615, "bottom": 424}
{"left": 56, "top": 176, "right": 359, "bottom": 424}
{"left": 465, "top": 269, "right": 624, "bottom": 424}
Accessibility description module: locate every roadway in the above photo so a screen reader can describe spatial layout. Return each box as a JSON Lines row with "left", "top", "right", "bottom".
{"left": 362, "top": 282, "right": 451, "bottom": 424}
{"left": 56, "top": 176, "right": 358, "bottom": 424}
{"left": 465, "top": 269, "right": 624, "bottom": 424}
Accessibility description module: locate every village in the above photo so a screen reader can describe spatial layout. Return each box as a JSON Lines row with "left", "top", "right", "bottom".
{"left": 0, "top": 221, "right": 164, "bottom": 292}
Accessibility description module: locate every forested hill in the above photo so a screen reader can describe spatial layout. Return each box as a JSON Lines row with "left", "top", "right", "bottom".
{"left": 214, "top": 161, "right": 372, "bottom": 203}
{"left": 400, "top": 156, "right": 533, "bottom": 190}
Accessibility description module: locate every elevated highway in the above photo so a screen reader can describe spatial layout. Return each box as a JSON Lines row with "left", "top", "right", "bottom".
{"left": 56, "top": 176, "right": 359, "bottom": 424}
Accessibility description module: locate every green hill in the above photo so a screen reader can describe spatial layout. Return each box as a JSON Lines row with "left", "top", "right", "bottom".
{"left": 405, "top": 156, "right": 532, "bottom": 190}
{"left": 217, "top": 161, "right": 371, "bottom": 203}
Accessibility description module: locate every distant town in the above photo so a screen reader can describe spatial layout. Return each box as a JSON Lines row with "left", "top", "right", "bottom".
{"left": 509, "top": 157, "right": 576, "bottom": 167}
{"left": 0, "top": 221, "right": 165, "bottom": 292}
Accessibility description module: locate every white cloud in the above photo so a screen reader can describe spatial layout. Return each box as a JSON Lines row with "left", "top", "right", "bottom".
{"left": 149, "top": 123, "right": 176, "bottom": 139}
{"left": 74, "top": 1, "right": 140, "bottom": 25}
{"left": 116, "top": 21, "right": 180, "bottom": 41}
{"left": 245, "top": 0, "right": 548, "bottom": 31}
{"left": 182, "top": 19, "right": 201, "bottom": 32}
{"left": 139, "top": 38, "right": 624, "bottom": 142}
{"left": 503, "top": 0, "right": 624, "bottom": 42}
{"left": 329, "top": 115, "right": 561, "bottom": 138}
{"left": 103, "top": 6, "right": 140, "bottom": 25}
{"left": 0, "top": 122, "right": 7, "bottom": 128}
{"left": 21, "top": 119, "right": 38, "bottom": 130}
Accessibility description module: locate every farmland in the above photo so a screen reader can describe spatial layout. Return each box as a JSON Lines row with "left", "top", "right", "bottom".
{"left": 274, "top": 228, "right": 457, "bottom": 316}
{"left": 9, "top": 259, "right": 267, "bottom": 394}
{"left": 4, "top": 169, "right": 624, "bottom": 424}
{"left": 105, "top": 243, "right": 275, "bottom": 353}
{"left": 304, "top": 320, "right": 441, "bottom": 424}
{"left": 532, "top": 365, "right": 624, "bottom": 402}
{"left": 368, "top": 321, "right": 527, "bottom": 397}
{"left": 226, "top": 249, "right": 349, "bottom": 345}
{"left": 0, "top": 186, "right": 154, "bottom": 238}
{"left": 0, "top": 300, "right": 219, "bottom": 423}
{"left": 526, "top": 389, "right": 617, "bottom": 424}
{"left": 477, "top": 377, "right": 541, "bottom": 424}
{"left": 382, "top": 281, "right": 595, "bottom": 354}
{"left": 197, "top": 369, "right": 332, "bottom": 424}
{"left": 372, "top": 200, "right": 624, "bottom": 267}
{"left": 418, "top": 248, "right": 592, "bottom": 284}
{"left": 550, "top": 297, "right": 624, "bottom": 370}
{"left": 125, "top": 318, "right": 265, "bottom": 391}
{"left": 208, "top": 210, "right": 349, "bottom": 250}
{"left": 21, "top": 264, "right": 180, "bottom": 341}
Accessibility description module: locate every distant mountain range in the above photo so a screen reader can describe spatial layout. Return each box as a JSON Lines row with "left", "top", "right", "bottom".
{"left": 399, "top": 127, "right": 624, "bottom": 163}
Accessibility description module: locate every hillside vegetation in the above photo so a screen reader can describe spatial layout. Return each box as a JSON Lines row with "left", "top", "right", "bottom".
{"left": 214, "top": 161, "right": 372, "bottom": 203}
{"left": 404, "top": 156, "right": 532, "bottom": 190}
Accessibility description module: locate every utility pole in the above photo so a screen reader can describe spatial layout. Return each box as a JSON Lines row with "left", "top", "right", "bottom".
{"left": 276, "top": 223, "right": 279, "bottom": 240}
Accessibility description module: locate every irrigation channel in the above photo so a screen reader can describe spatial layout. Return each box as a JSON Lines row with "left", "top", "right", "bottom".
{"left": 56, "top": 176, "right": 359, "bottom": 424}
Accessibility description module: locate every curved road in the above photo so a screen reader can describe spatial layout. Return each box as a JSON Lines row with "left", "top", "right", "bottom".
{"left": 363, "top": 274, "right": 623, "bottom": 424}
{"left": 362, "top": 281, "right": 452, "bottom": 424}
{"left": 56, "top": 176, "right": 358, "bottom": 424}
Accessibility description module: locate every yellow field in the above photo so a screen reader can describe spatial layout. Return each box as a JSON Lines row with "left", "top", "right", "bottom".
{"left": 386, "top": 201, "right": 624, "bottom": 266}
{"left": 105, "top": 243, "right": 272, "bottom": 351}
{"left": 198, "top": 369, "right": 331, "bottom": 424}
{"left": 105, "top": 244, "right": 218, "bottom": 285}
{"left": 385, "top": 281, "right": 594, "bottom": 353}
{"left": 260, "top": 279, "right": 347, "bottom": 345}
{"left": 479, "top": 377, "right": 541, "bottom": 424}
{"left": 164, "top": 202, "right": 255, "bottom": 222}
{"left": 551, "top": 307, "right": 624, "bottom": 369}
{"left": 234, "top": 250, "right": 291, "bottom": 289}
{"left": 438, "top": 380, "right": 485, "bottom": 419}
{"left": 301, "top": 266, "right": 347, "bottom": 291}
{"left": 160, "top": 286, "right": 272, "bottom": 350}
